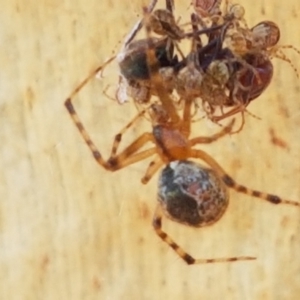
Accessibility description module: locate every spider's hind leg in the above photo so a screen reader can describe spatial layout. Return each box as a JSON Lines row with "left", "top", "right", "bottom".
{"left": 190, "top": 149, "right": 300, "bottom": 207}
{"left": 153, "top": 205, "right": 255, "bottom": 265}
{"left": 222, "top": 174, "right": 300, "bottom": 207}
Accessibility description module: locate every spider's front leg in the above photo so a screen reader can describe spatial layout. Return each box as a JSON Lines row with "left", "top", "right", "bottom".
{"left": 123, "top": 0, "right": 159, "bottom": 47}
{"left": 189, "top": 118, "right": 235, "bottom": 145}
{"left": 65, "top": 98, "right": 158, "bottom": 172}
{"left": 143, "top": 11, "right": 181, "bottom": 125}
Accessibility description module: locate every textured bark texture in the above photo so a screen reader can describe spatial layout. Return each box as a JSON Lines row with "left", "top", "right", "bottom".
{"left": 1, "top": 0, "right": 300, "bottom": 299}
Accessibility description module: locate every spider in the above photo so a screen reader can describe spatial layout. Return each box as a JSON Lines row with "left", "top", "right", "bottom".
{"left": 116, "top": 0, "right": 226, "bottom": 107}
{"left": 65, "top": 8, "right": 300, "bottom": 265}
{"left": 205, "top": 19, "right": 300, "bottom": 124}
{"left": 115, "top": 0, "right": 189, "bottom": 105}
{"left": 115, "top": 0, "right": 179, "bottom": 105}
{"left": 105, "top": 0, "right": 257, "bottom": 129}
{"left": 175, "top": 8, "right": 298, "bottom": 130}
{"left": 211, "top": 51, "right": 274, "bottom": 123}
{"left": 73, "top": 0, "right": 161, "bottom": 106}
{"left": 77, "top": 0, "right": 225, "bottom": 117}
{"left": 192, "top": 0, "right": 300, "bottom": 74}
{"left": 173, "top": 14, "right": 271, "bottom": 131}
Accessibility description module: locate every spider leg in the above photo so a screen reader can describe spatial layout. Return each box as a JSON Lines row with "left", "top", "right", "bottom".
{"left": 228, "top": 57, "right": 262, "bottom": 84}
{"left": 190, "top": 13, "right": 203, "bottom": 50}
{"left": 189, "top": 118, "right": 235, "bottom": 145}
{"left": 65, "top": 56, "right": 116, "bottom": 103}
{"left": 65, "top": 98, "right": 158, "bottom": 171}
{"left": 211, "top": 94, "right": 257, "bottom": 128}
{"left": 141, "top": 156, "right": 164, "bottom": 184}
{"left": 232, "top": 110, "right": 245, "bottom": 134}
{"left": 103, "top": 84, "right": 117, "bottom": 102}
{"left": 108, "top": 147, "right": 158, "bottom": 171}
{"left": 272, "top": 48, "right": 299, "bottom": 78}
{"left": 181, "top": 96, "right": 193, "bottom": 136}
{"left": 211, "top": 82, "right": 252, "bottom": 131}
{"left": 108, "top": 133, "right": 156, "bottom": 169}
{"left": 110, "top": 109, "right": 147, "bottom": 157}
{"left": 153, "top": 204, "right": 255, "bottom": 265}
{"left": 212, "top": 104, "right": 246, "bottom": 122}
{"left": 173, "top": 41, "right": 185, "bottom": 59}
{"left": 143, "top": 8, "right": 180, "bottom": 124}
{"left": 190, "top": 149, "right": 300, "bottom": 207}
{"left": 165, "top": 0, "right": 174, "bottom": 12}
{"left": 224, "top": 0, "right": 229, "bottom": 13}
{"left": 122, "top": 0, "right": 158, "bottom": 47}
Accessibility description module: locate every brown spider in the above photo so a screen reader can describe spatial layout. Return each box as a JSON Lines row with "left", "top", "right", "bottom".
{"left": 115, "top": 0, "right": 227, "bottom": 107}
{"left": 208, "top": 19, "right": 300, "bottom": 124}
{"left": 116, "top": 2, "right": 297, "bottom": 130}
{"left": 81, "top": 0, "right": 160, "bottom": 105}
{"left": 191, "top": 1, "right": 269, "bottom": 80}
{"left": 192, "top": 0, "right": 300, "bottom": 71}
{"left": 85, "top": 0, "right": 224, "bottom": 114}
{"left": 65, "top": 8, "right": 300, "bottom": 265}
{"left": 176, "top": 7, "right": 298, "bottom": 130}
{"left": 212, "top": 51, "right": 273, "bottom": 121}
{"left": 104, "top": 0, "right": 195, "bottom": 106}
{"left": 173, "top": 14, "right": 269, "bottom": 131}
{"left": 115, "top": 0, "right": 193, "bottom": 105}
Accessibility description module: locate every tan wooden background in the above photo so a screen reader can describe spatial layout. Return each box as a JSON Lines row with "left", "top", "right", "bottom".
{"left": 1, "top": 0, "right": 300, "bottom": 299}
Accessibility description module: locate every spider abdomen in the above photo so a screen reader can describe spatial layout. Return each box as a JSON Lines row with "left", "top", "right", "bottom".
{"left": 158, "top": 160, "right": 229, "bottom": 227}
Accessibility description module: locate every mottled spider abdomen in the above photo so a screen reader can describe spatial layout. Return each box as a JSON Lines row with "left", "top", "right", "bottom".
{"left": 158, "top": 160, "right": 229, "bottom": 227}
